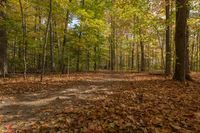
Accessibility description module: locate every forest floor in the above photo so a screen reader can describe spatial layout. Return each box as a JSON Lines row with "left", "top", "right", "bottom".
{"left": 0, "top": 72, "right": 200, "bottom": 133}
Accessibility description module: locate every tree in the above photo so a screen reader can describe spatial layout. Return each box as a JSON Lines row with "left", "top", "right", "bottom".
{"left": 40, "top": 0, "right": 52, "bottom": 81}
{"left": 61, "top": 0, "right": 71, "bottom": 74}
{"left": 185, "top": 5, "right": 193, "bottom": 81}
{"left": 110, "top": 16, "right": 116, "bottom": 71}
{"left": 49, "top": 0, "right": 55, "bottom": 72}
{"left": 0, "top": 0, "right": 8, "bottom": 77}
{"left": 2, "top": 0, "right": 198, "bottom": 76}
{"left": 109, "top": 0, "right": 116, "bottom": 71}
{"left": 165, "top": 0, "right": 171, "bottom": 75}
{"left": 140, "top": 39, "right": 145, "bottom": 72}
{"left": 19, "top": 0, "right": 27, "bottom": 79}
{"left": 173, "top": 0, "right": 188, "bottom": 81}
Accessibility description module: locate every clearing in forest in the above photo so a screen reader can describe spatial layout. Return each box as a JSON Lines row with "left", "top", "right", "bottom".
{"left": 0, "top": 72, "right": 200, "bottom": 132}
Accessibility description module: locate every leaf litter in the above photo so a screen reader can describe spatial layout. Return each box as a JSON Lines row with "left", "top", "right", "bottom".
{"left": 0, "top": 72, "right": 200, "bottom": 132}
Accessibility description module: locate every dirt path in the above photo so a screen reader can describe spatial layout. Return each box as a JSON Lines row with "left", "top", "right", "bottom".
{"left": 0, "top": 72, "right": 200, "bottom": 132}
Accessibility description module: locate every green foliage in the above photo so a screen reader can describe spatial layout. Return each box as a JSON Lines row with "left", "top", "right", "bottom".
{"left": 4, "top": 0, "right": 200, "bottom": 73}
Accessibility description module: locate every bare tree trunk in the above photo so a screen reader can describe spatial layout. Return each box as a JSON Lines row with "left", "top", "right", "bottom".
{"left": 37, "top": 13, "right": 43, "bottom": 71}
{"left": 137, "top": 43, "right": 140, "bottom": 72}
{"left": 185, "top": 26, "right": 192, "bottom": 80}
{"left": 154, "top": 26, "right": 165, "bottom": 72}
{"left": 86, "top": 48, "right": 90, "bottom": 72}
{"left": 56, "top": 27, "right": 61, "bottom": 71}
{"left": 115, "top": 40, "right": 119, "bottom": 71}
{"left": 110, "top": 16, "right": 116, "bottom": 71}
{"left": 119, "top": 46, "right": 123, "bottom": 70}
{"left": 94, "top": 45, "right": 97, "bottom": 71}
{"left": 131, "top": 43, "right": 135, "bottom": 70}
{"left": 173, "top": 0, "right": 188, "bottom": 81}
{"left": 49, "top": 1, "right": 55, "bottom": 72}
{"left": 61, "top": 10, "right": 69, "bottom": 73}
{"left": 98, "top": 46, "right": 101, "bottom": 70}
{"left": 12, "top": 37, "right": 17, "bottom": 73}
{"left": 197, "top": 32, "right": 200, "bottom": 71}
{"left": 161, "top": 37, "right": 165, "bottom": 71}
{"left": 185, "top": 7, "right": 192, "bottom": 81}
{"left": 76, "top": 45, "right": 80, "bottom": 72}
{"left": 140, "top": 40, "right": 145, "bottom": 72}
{"left": 40, "top": 0, "right": 52, "bottom": 81}
{"left": 0, "top": 0, "right": 7, "bottom": 77}
{"left": 60, "top": 0, "right": 72, "bottom": 74}
{"left": 76, "top": 32, "right": 82, "bottom": 72}
{"left": 19, "top": 0, "right": 27, "bottom": 79}
{"left": 190, "top": 34, "right": 195, "bottom": 71}
{"left": 170, "top": 0, "right": 176, "bottom": 73}
{"left": 147, "top": 43, "right": 150, "bottom": 72}
{"left": 108, "top": 43, "right": 111, "bottom": 70}
{"left": 165, "top": 0, "right": 171, "bottom": 75}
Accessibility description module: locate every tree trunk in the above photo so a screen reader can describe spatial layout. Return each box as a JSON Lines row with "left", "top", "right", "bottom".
{"left": 131, "top": 43, "right": 135, "bottom": 70}
{"left": 173, "top": 0, "right": 188, "bottom": 81}
{"left": 49, "top": 0, "right": 55, "bottom": 72}
{"left": 185, "top": 7, "right": 192, "bottom": 81}
{"left": 197, "top": 32, "right": 200, "bottom": 71}
{"left": 190, "top": 34, "right": 195, "bottom": 71}
{"left": 86, "top": 48, "right": 90, "bottom": 72}
{"left": 119, "top": 47, "right": 123, "bottom": 70}
{"left": 61, "top": 0, "right": 71, "bottom": 74}
{"left": 40, "top": 0, "right": 52, "bottom": 81}
{"left": 147, "top": 43, "right": 150, "bottom": 71}
{"left": 19, "top": 0, "right": 27, "bottom": 79}
{"left": 161, "top": 37, "right": 165, "bottom": 71}
{"left": 37, "top": 12, "right": 43, "bottom": 71}
{"left": 110, "top": 16, "right": 116, "bottom": 71}
{"left": 140, "top": 40, "right": 145, "bottom": 72}
{"left": 137, "top": 43, "right": 140, "bottom": 72}
{"left": 94, "top": 45, "right": 97, "bottom": 71}
{"left": 165, "top": 0, "right": 171, "bottom": 75}
{"left": 76, "top": 45, "right": 80, "bottom": 72}
{"left": 0, "top": 0, "right": 8, "bottom": 77}
{"left": 12, "top": 37, "right": 17, "bottom": 73}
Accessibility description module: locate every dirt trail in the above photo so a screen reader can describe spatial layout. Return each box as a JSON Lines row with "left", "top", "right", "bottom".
{"left": 0, "top": 72, "right": 200, "bottom": 132}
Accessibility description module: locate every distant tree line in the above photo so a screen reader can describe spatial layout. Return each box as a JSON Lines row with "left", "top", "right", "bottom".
{"left": 0, "top": 0, "right": 199, "bottom": 81}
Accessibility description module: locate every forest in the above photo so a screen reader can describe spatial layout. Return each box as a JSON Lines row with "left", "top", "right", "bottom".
{"left": 0, "top": 0, "right": 200, "bottom": 132}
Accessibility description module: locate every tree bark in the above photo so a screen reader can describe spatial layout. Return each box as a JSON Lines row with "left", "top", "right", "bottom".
{"left": 0, "top": 0, "right": 8, "bottom": 77}
{"left": 19, "top": 0, "right": 27, "bottom": 79}
{"left": 76, "top": 44, "right": 80, "bottom": 72}
{"left": 94, "top": 45, "right": 97, "bottom": 71}
{"left": 49, "top": 0, "right": 55, "bottom": 72}
{"left": 61, "top": 0, "right": 71, "bottom": 74}
{"left": 12, "top": 37, "right": 17, "bottom": 73}
{"left": 140, "top": 40, "right": 145, "bottom": 72}
{"left": 40, "top": 0, "right": 52, "bottom": 81}
{"left": 185, "top": 7, "right": 192, "bottom": 81}
{"left": 197, "top": 32, "right": 200, "bottom": 71}
{"left": 110, "top": 16, "right": 116, "bottom": 71}
{"left": 137, "top": 43, "right": 140, "bottom": 72}
{"left": 131, "top": 43, "right": 135, "bottom": 70}
{"left": 173, "top": 0, "right": 188, "bottom": 81}
{"left": 165, "top": 0, "right": 171, "bottom": 75}
{"left": 86, "top": 48, "right": 90, "bottom": 72}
